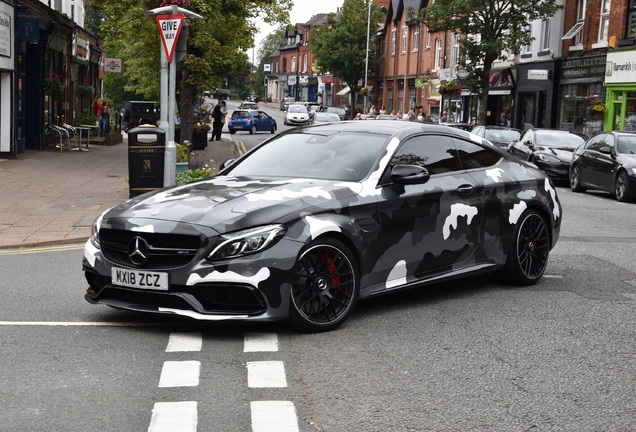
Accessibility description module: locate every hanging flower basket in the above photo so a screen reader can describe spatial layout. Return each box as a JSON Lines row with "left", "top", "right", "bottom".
{"left": 77, "top": 81, "right": 94, "bottom": 98}
{"left": 589, "top": 98, "right": 605, "bottom": 114}
{"left": 438, "top": 80, "right": 462, "bottom": 96}
{"left": 43, "top": 73, "right": 65, "bottom": 97}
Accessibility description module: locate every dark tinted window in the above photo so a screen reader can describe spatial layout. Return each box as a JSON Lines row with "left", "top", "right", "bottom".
{"left": 453, "top": 138, "right": 502, "bottom": 169}
{"left": 617, "top": 135, "right": 636, "bottom": 154}
{"left": 388, "top": 135, "right": 461, "bottom": 175}
{"left": 232, "top": 111, "right": 250, "bottom": 118}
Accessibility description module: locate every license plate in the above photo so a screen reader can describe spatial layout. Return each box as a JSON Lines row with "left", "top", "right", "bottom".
{"left": 235, "top": 125, "right": 243, "bottom": 129}
{"left": 111, "top": 268, "right": 169, "bottom": 290}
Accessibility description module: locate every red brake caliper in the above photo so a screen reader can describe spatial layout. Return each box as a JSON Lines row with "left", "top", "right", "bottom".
{"left": 320, "top": 254, "right": 341, "bottom": 295}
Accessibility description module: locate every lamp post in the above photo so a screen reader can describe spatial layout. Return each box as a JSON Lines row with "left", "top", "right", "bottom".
{"left": 364, "top": 0, "right": 372, "bottom": 114}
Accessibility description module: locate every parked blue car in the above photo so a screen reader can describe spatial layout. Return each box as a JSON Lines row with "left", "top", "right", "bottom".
{"left": 228, "top": 109, "right": 277, "bottom": 135}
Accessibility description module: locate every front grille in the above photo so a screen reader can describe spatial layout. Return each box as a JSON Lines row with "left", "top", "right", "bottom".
{"left": 97, "top": 287, "right": 194, "bottom": 310}
{"left": 99, "top": 228, "right": 202, "bottom": 269}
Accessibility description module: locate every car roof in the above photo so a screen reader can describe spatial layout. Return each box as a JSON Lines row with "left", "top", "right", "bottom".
{"left": 288, "top": 120, "right": 477, "bottom": 140}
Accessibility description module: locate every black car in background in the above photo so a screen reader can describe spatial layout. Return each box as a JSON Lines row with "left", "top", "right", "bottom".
{"left": 471, "top": 125, "right": 522, "bottom": 149}
{"left": 83, "top": 121, "right": 562, "bottom": 332}
{"left": 570, "top": 131, "right": 636, "bottom": 202}
{"left": 508, "top": 128, "right": 587, "bottom": 183}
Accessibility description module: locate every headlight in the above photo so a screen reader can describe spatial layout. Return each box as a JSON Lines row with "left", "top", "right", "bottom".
{"left": 535, "top": 153, "right": 561, "bottom": 163}
{"left": 208, "top": 225, "right": 287, "bottom": 260}
{"left": 89, "top": 217, "right": 101, "bottom": 249}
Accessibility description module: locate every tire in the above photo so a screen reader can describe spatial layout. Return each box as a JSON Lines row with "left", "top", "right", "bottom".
{"left": 615, "top": 171, "right": 632, "bottom": 202}
{"left": 496, "top": 210, "right": 550, "bottom": 286}
{"left": 271, "top": 125, "right": 276, "bottom": 134}
{"left": 570, "top": 164, "right": 586, "bottom": 192}
{"left": 229, "top": 130, "right": 235, "bottom": 135}
{"left": 250, "top": 125, "right": 256, "bottom": 135}
{"left": 287, "top": 238, "right": 359, "bottom": 332}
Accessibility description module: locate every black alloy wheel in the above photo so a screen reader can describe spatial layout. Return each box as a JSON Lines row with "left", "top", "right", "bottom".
{"left": 570, "top": 164, "right": 586, "bottom": 192}
{"left": 250, "top": 125, "right": 257, "bottom": 135}
{"left": 288, "top": 238, "right": 359, "bottom": 332}
{"left": 615, "top": 171, "right": 632, "bottom": 202}
{"left": 497, "top": 210, "right": 550, "bottom": 286}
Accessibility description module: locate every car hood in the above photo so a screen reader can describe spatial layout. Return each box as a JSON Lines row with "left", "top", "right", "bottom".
{"left": 103, "top": 176, "right": 362, "bottom": 233}
{"left": 535, "top": 146, "right": 576, "bottom": 161}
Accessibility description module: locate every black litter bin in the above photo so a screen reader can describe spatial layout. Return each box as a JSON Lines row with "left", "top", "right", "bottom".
{"left": 128, "top": 126, "right": 166, "bottom": 198}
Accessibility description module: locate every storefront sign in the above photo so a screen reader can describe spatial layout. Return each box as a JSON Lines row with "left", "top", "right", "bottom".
{"left": 73, "top": 36, "right": 90, "bottom": 62}
{"left": 264, "top": 63, "right": 270, "bottom": 72}
{"left": 605, "top": 49, "right": 636, "bottom": 84}
{"left": 103, "top": 58, "right": 122, "bottom": 73}
{"left": 0, "top": 8, "right": 12, "bottom": 58}
{"left": 528, "top": 69, "right": 549, "bottom": 80}
{"left": 288, "top": 76, "right": 297, "bottom": 85}
{"left": 562, "top": 55, "right": 606, "bottom": 79}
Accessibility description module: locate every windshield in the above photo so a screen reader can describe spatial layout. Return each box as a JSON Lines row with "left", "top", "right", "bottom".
{"left": 288, "top": 105, "right": 308, "bottom": 114}
{"left": 314, "top": 113, "right": 341, "bottom": 122}
{"left": 485, "top": 129, "right": 521, "bottom": 143}
{"left": 535, "top": 131, "right": 585, "bottom": 148}
{"left": 617, "top": 136, "right": 636, "bottom": 154}
{"left": 225, "top": 132, "right": 389, "bottom": 181}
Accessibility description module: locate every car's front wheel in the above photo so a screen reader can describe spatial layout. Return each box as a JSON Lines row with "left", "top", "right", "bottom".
{"left": 250, "top": 125, "right": 256, "bottom": 135}
{"left": 287, "top": 238, "right": 359, "bottom": 332}
{"left": 496, "top": 210, "right": 550, "bottom": 286}
{"left": 271, "top": 125, "right": 276, "bottom": 134}
{"left": 570, "top": 164, "right": 586, "bottom": 192}
{"left": 615, "top": 170, "right": 632, "bottom": 202}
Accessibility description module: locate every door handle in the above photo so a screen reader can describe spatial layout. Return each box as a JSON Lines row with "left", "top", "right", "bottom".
{"left": 457, "top": 184, "right": 475, "bottom": 194}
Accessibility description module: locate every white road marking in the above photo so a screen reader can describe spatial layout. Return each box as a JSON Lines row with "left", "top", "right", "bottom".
{"left": 158, "top": 361, "right": 200, "bottom": 388}
{"left": 0, "top": 322, "right": 179, "bottom": 327}
{"left": 251, "top": 401, "right": 299, "bottom": 432}
{"left": 247, "top": 361, "right": 287, "bottom": 388}
{"left": 244, "top": 332, "right": 279, "bottom": 352}
{"left": 166, "top": 332, "right": 202, "bottom": 352}
{"left": 148, "top": 401, "right": 197, "bottom": 432}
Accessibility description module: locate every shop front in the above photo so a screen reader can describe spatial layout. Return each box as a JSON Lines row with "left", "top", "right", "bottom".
{"left": 604, "top": 48, "right": 636, "bottom": 132}
{"left": 0, "top": 0, "right": 14, "bottom": 157}
{"left": 514, "top": 60, "right": 559, "bottom": 130}
{"left": 558, "top": 55, "right": 606, "bottom": 137}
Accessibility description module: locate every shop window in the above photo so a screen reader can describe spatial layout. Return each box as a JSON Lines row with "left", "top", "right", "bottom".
{"left": 627, "top": 0, "right": 636, "bottom": 38}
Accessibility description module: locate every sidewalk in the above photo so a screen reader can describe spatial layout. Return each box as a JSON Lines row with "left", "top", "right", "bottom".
{"left": 0, "top": 132, "right": 241, "bottom": 250}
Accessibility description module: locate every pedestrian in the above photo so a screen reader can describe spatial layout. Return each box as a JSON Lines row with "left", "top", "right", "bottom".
{"left": 211, "top": 100, "right": 226, "bottom": 141}
{"left": 379, "top": 106, "right": 387, "bottom": 115}
{"left": 100, "top": 102, "right": 110, "bottom": 137}
{"left": 93, "top": 97, "right": 102, "bottom": 125}
{"left": 417, "top": 111, "right": 424, "bottom": 122}
{"left": 441, "top": 110, "right": 448, "bottom": 123}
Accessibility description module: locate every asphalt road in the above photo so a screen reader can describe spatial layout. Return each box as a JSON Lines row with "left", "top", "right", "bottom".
{"left": 1, "top": 186, "right": 635, "bottom": 431}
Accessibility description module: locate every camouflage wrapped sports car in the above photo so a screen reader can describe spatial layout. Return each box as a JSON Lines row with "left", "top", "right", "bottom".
{"left": 83, "top": 121, "right": 561, "bottom": 332}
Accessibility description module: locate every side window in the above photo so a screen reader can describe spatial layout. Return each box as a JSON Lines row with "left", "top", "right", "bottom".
{"left": 386, "top": 135, "right": 461, "bottom": 177}
{"left": 452, "top": 138, "right": 502, "bottom": 170}
{"left": 601, "top": 134, "right": 614, "bottom": 150}
{"left": 587, "top": 134, "right": 605, "bottom": 151}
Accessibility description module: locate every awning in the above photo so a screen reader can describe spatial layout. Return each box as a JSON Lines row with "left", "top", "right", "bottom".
{"left": 490, "top": 68, "right": 514, "bottom": 87}
{"left": 336, "top": 86, "right": 350, "bottom": 96}
{"left": 560, "top": 76, "right": 604, "bottom": 85}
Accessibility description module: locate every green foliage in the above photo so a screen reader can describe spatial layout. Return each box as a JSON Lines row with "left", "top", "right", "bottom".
{"left": 176, "top": 143, "right": 190, "bottom": 163}
{"left": 310, "top": 0, "right": 384, "bottom": 118}
{"left": 175, "top": 163, "right": 216, "bottom": 184}
{"left": 421, "top": 0, "right": 560, "bottom": 124}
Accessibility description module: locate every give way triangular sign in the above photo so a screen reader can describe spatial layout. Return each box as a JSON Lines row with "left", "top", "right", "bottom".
{"left": 156, "top": 14, "right": 185, "bottom": 63}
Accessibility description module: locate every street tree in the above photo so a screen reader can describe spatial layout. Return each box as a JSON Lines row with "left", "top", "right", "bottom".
{"left": 310, "top": 0, "right": 384, "bottom": 119}
{"left": 88, "top": 0, "right": 291, "bottom": 142}
{"left": 421, "top": 0, "right": 560, "bottom": 125}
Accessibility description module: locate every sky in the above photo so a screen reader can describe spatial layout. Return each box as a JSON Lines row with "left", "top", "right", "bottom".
{"left": 252, "top": 0, "right": 344, "bottom": 60}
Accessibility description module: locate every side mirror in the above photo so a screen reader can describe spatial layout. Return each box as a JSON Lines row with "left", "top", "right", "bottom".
{"left": 391, "top": 164, "right": 430, "bottom": 185}
{"left": 599, "top": 146, "right": 612, "bottom": 155}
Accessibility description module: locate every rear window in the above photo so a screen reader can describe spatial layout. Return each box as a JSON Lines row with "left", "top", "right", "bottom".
{"left": 232, "top": 111, "right": 250, "bottom": 118}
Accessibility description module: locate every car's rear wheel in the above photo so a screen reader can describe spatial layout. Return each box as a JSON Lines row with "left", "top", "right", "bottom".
{"left": 496, "top": 210, "right": 550, "bottom": 286}
{"left": 287, "top": 238, "right": 359, "bottom": 332}
{"left": 229, "top": 130, "right": 235, "bottom": 135}
{"left": 250, "top": 125, "right": 256, "bottom": 135}
{"left": 570, "top": 164, "right": 586, "bottom": 192}
{"left": 271, "top": 125, "right": 276, "bottom": 134}
{"left": 615, "top": 171, "right": 632, "bottom": 202}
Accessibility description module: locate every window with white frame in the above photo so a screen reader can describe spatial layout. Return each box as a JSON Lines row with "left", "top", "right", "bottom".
{"left": 598, "top": 0, "right": 611, "bottom": 43}
{"left": 628, "top": 0, "right": 636, "bottom": 38}
{"left": 413, "top": 25, "right": 420, "bottom": 51}
{"left": 541, "top": 19, "right": 550, "bottom": 51}
{"left": 275, "top": 61, "right": 279, "bottom": 74}
{"left": 562, "top": 0, "right": 586, "bottom": 47}
{"left": 425, "top": 29, "right": 431, "bottom": 49}
{"left": 402, "top": 27, "right": 407, "bottom": 53}
{"left": 434, "top": 38, "right": 442, "bottom": 69}
{"left": 450, "top": 33, "right": 460, "bottom": 68}
{"left": 391, "top": 29, "right": 396, "bottom": 55}
{"left": 521, "top": 23, "right": 532, "bottom": 54}
{"left": 291, "top": 56, "right": 296, "bottom": 73}
{"left": 303, "top": 54, "right": 307, "bottom": 72}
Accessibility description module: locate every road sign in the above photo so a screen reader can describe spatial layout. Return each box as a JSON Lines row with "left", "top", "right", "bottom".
{"left": 155, "top": 14, "right": 185, "bottom": 63}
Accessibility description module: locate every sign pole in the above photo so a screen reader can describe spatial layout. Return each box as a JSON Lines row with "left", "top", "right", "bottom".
{"left": 146, "top": 6, "right": 202, "bottom": 187}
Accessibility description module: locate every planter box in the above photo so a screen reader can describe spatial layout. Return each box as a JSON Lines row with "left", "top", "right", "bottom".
{"left": 176, "top": 162, "right": 189, "bottom": 172}
{"left": 104, "top": 132, "right": 123, "bottom": 145}
{"left": 192, "top": 130, "right": 208, "bottom": 150}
